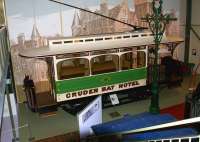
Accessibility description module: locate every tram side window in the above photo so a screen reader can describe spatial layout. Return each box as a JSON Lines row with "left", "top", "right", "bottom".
{"left": 137, "top": 51, "right": 146, "bottom": 68}
{"left": 91, "top": 55, "right": 119, "bottom": 75}
{"left": 57, "top": 58, "right": 90, "bottom": 80}
{"left": 121, "top": 52, "right": 134, "bottom": 70}
{"left": 120, "top": 51, "right": 146, "bottom": 70}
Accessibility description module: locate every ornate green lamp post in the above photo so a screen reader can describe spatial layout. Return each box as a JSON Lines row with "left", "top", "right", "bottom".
{"left": 142, "top": 0, "right": 177, "bottom": 114}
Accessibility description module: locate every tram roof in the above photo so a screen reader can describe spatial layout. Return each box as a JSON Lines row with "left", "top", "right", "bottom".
{"left": 19, "top": 36, "right": 183, "bottom": 58}
{"left": 47, "top": 30, "right": 146, "bottom": 40}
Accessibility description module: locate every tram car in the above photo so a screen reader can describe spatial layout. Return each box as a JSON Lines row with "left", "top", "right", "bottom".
{"left": 20, "top": 31, "right": 183, "bottom": 113}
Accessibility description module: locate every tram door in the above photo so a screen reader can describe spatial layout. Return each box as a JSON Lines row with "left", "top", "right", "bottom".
{"left": 23, "top": 58, "right": 56, "bottom": 113}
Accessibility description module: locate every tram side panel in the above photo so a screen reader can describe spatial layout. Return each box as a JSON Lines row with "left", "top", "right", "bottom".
{"left": 55, "top": 67, "right": 147, "bottom": 102}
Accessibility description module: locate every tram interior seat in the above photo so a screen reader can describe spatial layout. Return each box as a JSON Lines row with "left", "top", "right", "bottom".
{"left": 121, "top": 60, "right": 132, "bottom": 70}
{"left": 92, "top": 61, "right": 117, "bottom": 75}
{"left": 60, "top": 65, "right": 88, "bottom": 80}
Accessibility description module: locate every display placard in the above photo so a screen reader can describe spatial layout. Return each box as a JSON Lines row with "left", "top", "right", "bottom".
{"left": 110, "top": 94, "right": 119, "bottom": 105}
{"left": 77, "top": 96, "right": 102, "bottom": 139}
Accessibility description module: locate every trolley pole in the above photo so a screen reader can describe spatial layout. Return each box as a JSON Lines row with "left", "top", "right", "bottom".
{"left": 142, "top": 0, "right": 177, "bottom": 114}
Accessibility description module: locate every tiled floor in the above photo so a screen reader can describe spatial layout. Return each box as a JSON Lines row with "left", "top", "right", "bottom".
{"left": 18, "top": 76, "right": 200, "bottom": 142}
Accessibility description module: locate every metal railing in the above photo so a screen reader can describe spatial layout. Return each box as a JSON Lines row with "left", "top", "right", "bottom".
{"left": 149, "top": 135, "right": 200, "bottom": 142}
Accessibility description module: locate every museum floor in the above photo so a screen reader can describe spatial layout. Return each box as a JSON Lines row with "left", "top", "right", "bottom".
{"left": 18, "top": 75, "right": 200, "bottom": 142}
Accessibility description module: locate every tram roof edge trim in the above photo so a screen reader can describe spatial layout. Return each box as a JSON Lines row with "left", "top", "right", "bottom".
{"left": 19, "top": 36, "right": 183, "bottom": 58}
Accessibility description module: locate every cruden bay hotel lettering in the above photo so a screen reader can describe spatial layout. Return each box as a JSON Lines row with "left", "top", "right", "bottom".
{"left": 66, "top": 88, "right": 99, "bottom": 99}
{"left": 65, "top": 81, "right": 140, "bottom": 99}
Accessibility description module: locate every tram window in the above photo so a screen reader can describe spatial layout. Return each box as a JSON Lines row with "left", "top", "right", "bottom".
{"left": 95, "top": 38, "right": 103, "bottom": 41}
{"left": 91, "top": 55, "right": 119, "bottom": 75}
{"left": 105, "top": 37, "right": 112, "bottom": 40}
{"left": 120, "top": 51, "right": 146, "bottom": 70}
{"left": 85, "top": 39, "right": 94, "bottom": 42}
{"left": 137, "top": 51, "right": 146, "bottom": 68}
{"left": 123, "top": 35, "right": 130, "bottom": 39}
{"left": 105, "top": 55, "right": 112, "bottom": 61}
{"left": 141, "top": 34, "right": 148, "bottom": 37}
{"left": 132, "top": 35, "right": 139, "bottom": 38}
{"left": 114, "top": 36, "right": 122, "bottom": 39}
{"left": 64, "top": 40, "right": 73, "bottom": 43}
{"left": 121, "top": 52, "right": 134, "bottom": 70}
{"left": 74, "top": 39, "right": 83, "bottom": 43}
{"left": 52, "top": 41, "right": 62, "bottom": 44}
{"left": 57, "top": 58, "right": 89, "bottom": 80}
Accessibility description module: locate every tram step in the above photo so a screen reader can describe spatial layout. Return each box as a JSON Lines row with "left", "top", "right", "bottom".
{"left": 38, "top": 104, "right": 58, "bottom": 117}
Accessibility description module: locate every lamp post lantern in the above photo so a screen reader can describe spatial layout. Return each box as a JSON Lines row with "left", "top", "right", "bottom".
{"left": 142, "top": 0, "right": 177, "bottom": 114}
